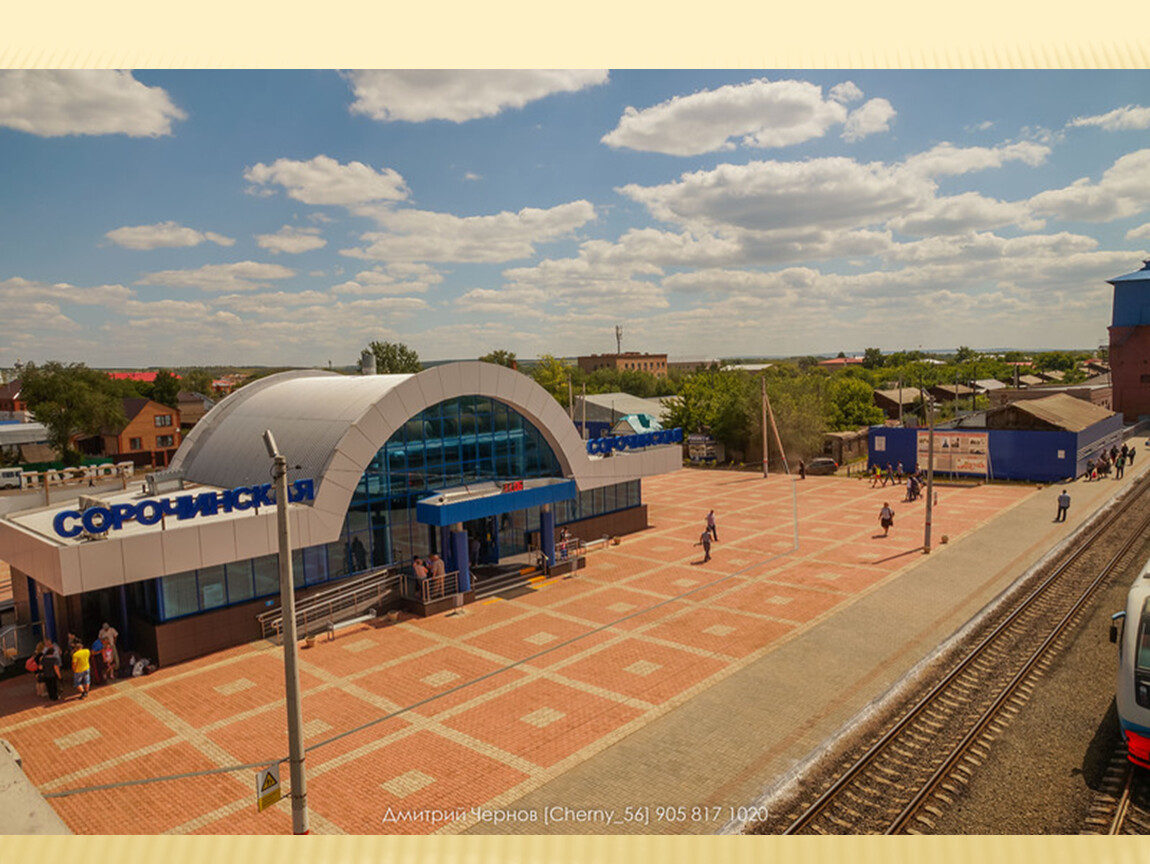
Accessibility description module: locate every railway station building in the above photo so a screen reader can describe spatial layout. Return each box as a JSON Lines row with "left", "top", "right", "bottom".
{"left": 0, "top": 363, "right": 681, "bottom": 665}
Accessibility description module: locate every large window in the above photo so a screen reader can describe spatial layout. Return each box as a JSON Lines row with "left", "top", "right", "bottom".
{"left": 143, "top": 398, "right": 645, "bottom": 622}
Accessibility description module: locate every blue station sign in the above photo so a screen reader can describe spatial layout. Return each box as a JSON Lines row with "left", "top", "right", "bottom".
{"left": 586, "top": 427, "right": 683, "bottom": 455}
{"left": 52, "top": 478, "right": 316, "bottom": 538}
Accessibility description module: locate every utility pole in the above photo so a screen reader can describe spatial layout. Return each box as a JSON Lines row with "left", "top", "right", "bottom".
{"left": 761, "top": 376, "right": 769, "bottom": 478}
{"left": 923, "top": 395, "right": 935, "bottom": 554}
{"left": 263, "top": 430, "right": 309, "bottom": 834}
{"left": 615, "top": 324, "right": 623, "bottom": 354}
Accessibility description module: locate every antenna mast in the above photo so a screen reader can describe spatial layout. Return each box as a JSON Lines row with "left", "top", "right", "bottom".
{"left": 615, "top": 324, "right": 623, "bottom": 354}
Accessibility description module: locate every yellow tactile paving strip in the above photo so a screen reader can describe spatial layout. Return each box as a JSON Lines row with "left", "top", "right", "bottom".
{"left": 0, "top": 469, "right": 1039, "bottom": 834}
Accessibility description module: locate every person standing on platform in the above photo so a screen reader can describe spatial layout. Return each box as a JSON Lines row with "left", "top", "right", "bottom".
{"left": 696, "top": 527, "right": 712, "bottom": 562}
{"left": 428, "top": 553, "right": 447, "bottom": 598}
{"left": 878, "top": 502, "right": 895, "bottom": 537}
{"left": 41, "top": 644, "right": 61, "bottom": 702}
{"left": 98, "top": 622, "right": 119, "bottom": 675}
{"left": 1055, "top": 489, "right": 1070, "bottom": 522}
{"left": 706, "top": 510, "right": 718, "bottom": 543}
{"left": 798, "top": 460, "right": 806, "bottom": 480}
{"left": 70, "top": 638, "right": 91, "bottom": 699}
{"left": 1115, "top": 452, "right": 1126, "bottom": 480}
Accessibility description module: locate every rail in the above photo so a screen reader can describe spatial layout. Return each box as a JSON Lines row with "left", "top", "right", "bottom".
{"left": 779, "top": 468, "right": 1150, "bottom": 835}
{"left": 0, "top": 623, "right": 38, "bottom": 668}
{"left": 400, "top": 570, "right": 459, "bottom": 604}
{"left": 258, "top": 567, "right": 398, "bottom": 642}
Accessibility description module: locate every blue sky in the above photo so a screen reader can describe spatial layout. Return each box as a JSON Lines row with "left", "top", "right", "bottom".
{"left": 1, "top": 69, "right": 1149, "bottom": 369}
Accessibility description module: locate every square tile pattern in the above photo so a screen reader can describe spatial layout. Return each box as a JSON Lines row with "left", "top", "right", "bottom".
{"left": 0, "top": 467, "right": 1039, "bottom": 834}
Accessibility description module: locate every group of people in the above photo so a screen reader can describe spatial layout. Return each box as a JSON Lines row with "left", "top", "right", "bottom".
{"left": 1085, "top": 443, "right": 1135, "bottom": 481}
{"left": 695, "top": 509, "right": 719, "bottom": 562}
{"left": 27, "top": 621, "right": 124, "bottom": 703}
{"left": 411, "top": 553, "right": 448, "bottom": 598}
{"left": 870, "top": 462, "right": 905, "bottom": 488}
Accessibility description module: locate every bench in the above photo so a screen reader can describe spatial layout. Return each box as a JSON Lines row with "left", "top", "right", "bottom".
{"left": 325, "top": 612, "right": 376, "bottom": 641}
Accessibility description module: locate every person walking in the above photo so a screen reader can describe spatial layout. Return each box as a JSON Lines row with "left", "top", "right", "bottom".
{"left": 1116, "top": 452, "right": 1126, "bottom": 480}
{"left": 878, "top": 502, "right": 895, "bottom": 537}
{"left": 696, "top": 527, "right": 712, "bottom": 562}
{"left": 1055, "top": 489, "right": 1070, "bottom": 522}
{"left": 706, "top": 510, "right": 718, "bottom": 542}
{"left": 798, "top": 459, "right": 806, "bottom": 480}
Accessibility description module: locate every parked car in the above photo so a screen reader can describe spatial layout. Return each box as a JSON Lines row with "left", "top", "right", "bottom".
{"left": 805, "top": 457, "right": 838, "bottom": 475}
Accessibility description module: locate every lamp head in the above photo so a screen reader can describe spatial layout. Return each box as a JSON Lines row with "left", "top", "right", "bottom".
{"left": 262, "top": 429, "right": 279, "bottom": 459}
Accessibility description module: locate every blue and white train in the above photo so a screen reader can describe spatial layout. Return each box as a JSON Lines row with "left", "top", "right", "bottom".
{"left": 1111, "top": 564, "right": 1150, "bottom": 770}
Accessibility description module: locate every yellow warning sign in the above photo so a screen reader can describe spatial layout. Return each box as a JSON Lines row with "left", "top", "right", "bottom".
{"left": 257, "top": 764, "right": 281, "bottom": 812}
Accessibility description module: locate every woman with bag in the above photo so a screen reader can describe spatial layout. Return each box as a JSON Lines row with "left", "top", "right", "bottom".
{"left": 41, "top": 645, "right": 61, "bottom": 701}
{"left": 878, "top": 502, "right": 895, "bottom": 537}
{"left": 28, "top": 642, "right": 46, "bottom": 697}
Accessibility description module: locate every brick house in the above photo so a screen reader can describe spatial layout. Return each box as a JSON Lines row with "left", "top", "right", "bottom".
{"left": 78, "top": 398, "right": 182, "bottom": 468}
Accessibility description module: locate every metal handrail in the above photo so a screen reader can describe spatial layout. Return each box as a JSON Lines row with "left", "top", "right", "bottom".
{"left": 400, "top": 570, "right": 460, "bottom": 604}
{"left": 260, "top": 568, "right": 398, "bottom": 642}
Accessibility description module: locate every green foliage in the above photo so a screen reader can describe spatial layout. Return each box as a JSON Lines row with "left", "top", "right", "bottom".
{"left": 862, "top": 347, "right": 885, "bottom": 369}
{"left": 530, "top": 354, "right": 573, "bottom": 406}
{"left": 662, "top": 369, "right": 756, "bottom": 450}
{"left": 180, "top": 368, "right": 215, "bottom": 396}
{"left": 367, "top": 340, "right": 422, "bottom": 374}
{"left": 478, "top": 349, "right": 517, "bottom": 368}
{"left": 149, "top": 369, "right": 180, "bottom": 408}
{"left": 826, "top": 376, "right": 884, "bottom": 431}
{"left": 953, "top": 345, "right": 978, "bottom": 364}
{"left": 19, "top": 361, "right": 126, "bottom": 467}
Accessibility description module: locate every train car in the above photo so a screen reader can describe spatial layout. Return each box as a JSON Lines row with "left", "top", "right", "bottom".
{"left": 1110, "top": 565, "right": 1150, "bottom": 769}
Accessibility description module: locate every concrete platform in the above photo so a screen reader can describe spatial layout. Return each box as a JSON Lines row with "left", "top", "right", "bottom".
{"left": 0, "top": 441, "right": 1145, "bottom": 835}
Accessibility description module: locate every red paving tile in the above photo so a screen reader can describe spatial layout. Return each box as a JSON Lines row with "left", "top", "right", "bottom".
{"left": 145, "top": 652, "right": 327, "bottom": 729}
{"left": 0, "top": 469, "right": 1037, "bottom": 834}
{"left": 44, "top": 741, "right": 250, "bottom": 834}
{"left": 4, "top": 689, "right": 180, "bottom": 785}
{"left": 352, "top": 646, "right": 531, "bottom": 717}
{"left": 637, "top": 605, "right": 797, "bottom": 659}
{"left": 306, "top": 729, "right": 530, "bottom": 834}
{"left": 441, "top": 677, "right": 644, "bottom": 768}
{"left": 459, "top": 610, "right": 615, "bottom": 667}
{"left": 556, "top": 637, "right": 730, "bottom": 705}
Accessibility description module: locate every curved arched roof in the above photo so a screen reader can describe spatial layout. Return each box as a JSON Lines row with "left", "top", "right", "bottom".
{"left": 171, "top": 362, "right": 675, "bottom": 527}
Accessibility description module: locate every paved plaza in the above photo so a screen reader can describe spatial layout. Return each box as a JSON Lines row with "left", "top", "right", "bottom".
{"left": 1, "top": 458, "right": 1136, "bottom": 834}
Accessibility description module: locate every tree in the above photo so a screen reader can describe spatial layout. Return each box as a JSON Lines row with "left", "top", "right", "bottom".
{"left": 862, "top": 347, "right": 885, "bottom": 369}
{"left": 478, "top": 349, "right": 517, "bottom": 368}
{"left": 825, "top": 376, "right": 884, "bottom": 431}
{"left": 954, "top": 345, "right": 978, "bottom": 364}
{"left": 367, "top": 340, "right": 422, "bottom": 374}
{"left": 149, "top": 369, "right": 180, "bottom": 408}
{"left": 530, "top": 354, "right": 572, "bottom": 406}
{"left": 19, "top": 361, "right": 126, "bottom": 466}
{"left": 181, "top": 368, "right": 215, "bottom": 396}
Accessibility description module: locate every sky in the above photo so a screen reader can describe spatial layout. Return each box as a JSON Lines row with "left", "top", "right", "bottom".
{"left": 1, "top": 69, "right": 1149, "bottom": 369}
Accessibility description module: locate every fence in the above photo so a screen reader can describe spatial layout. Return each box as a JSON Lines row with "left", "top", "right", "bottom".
{"left": 400, "top": 570, "right": 460, "bottom": 604}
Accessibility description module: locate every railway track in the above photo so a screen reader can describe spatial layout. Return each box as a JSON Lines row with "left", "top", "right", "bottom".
{"left": 1082, "top": 754, "right": 1150, "bottom": 834}
{"left": 753, "top": 472, "right": 1150, "bottom": 835}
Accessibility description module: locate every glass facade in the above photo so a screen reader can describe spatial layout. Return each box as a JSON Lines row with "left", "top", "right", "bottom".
{"left": 137, "top": 396, "right": 642, "bottom": 622}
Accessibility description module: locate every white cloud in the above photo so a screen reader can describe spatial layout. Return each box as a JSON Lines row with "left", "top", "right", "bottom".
{"left": 888, "top": 192, "right": 1043, "bottom": 236}
{"left": 345, "top": 200, "right": 595, "bottom": 263}
{"left": 105, "top": 221, "right": 235, "bottom": 250}
{"left": 0, "top": 276, "right": 134, "bottom": 305}
{"left": 842, "top": 98, "right": 896, "bottom": 141}
{"left": 1069, "top": 105, "right": 1150, "bottom": 132}
{"left": 619, "top": 157, "right": 928, "bottom": 233}
{"left": 1126, "top": 223, "right": 1150, "bottom": 240}
{"left": 243, "top": 155, "right": 409, "bottom": 206}
{"left": 829, "top": 81, "right": 864, "bottom": 104}
{"left": 255, "top": 225, "right": 327, "bottom": 254}
{"left": 0, "top": 70, "right": 185, "bottom": 137}
{"left": 902, "top": 141, "right": 1050, "bottom": 177}
{"left": 345, "top": 70, "right": 608, "bottom": 123}
{"left": 464, "top": 172, "right": 482, "bottom": 182}
{"left": 601, "top": 78, "right": 853, "bottom": 156}
{"left": 501, "top": 255, "right": 669, "bottom": 312}
{"left": 136, "top": 261, "right": 296, "bottom": 292}
{"left": 1030, "top": 149, "right": 1150, "bottom": 222}
{"left": 331, "top": 263, "right": 444, "bottom": 295}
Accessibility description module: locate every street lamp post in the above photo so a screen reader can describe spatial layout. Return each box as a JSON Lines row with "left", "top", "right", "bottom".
{"left": 923, "top": 396, "right": 935, "bottom": 554}
{"left": 263, "top": 429, "right": 309, "bottom": 835}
